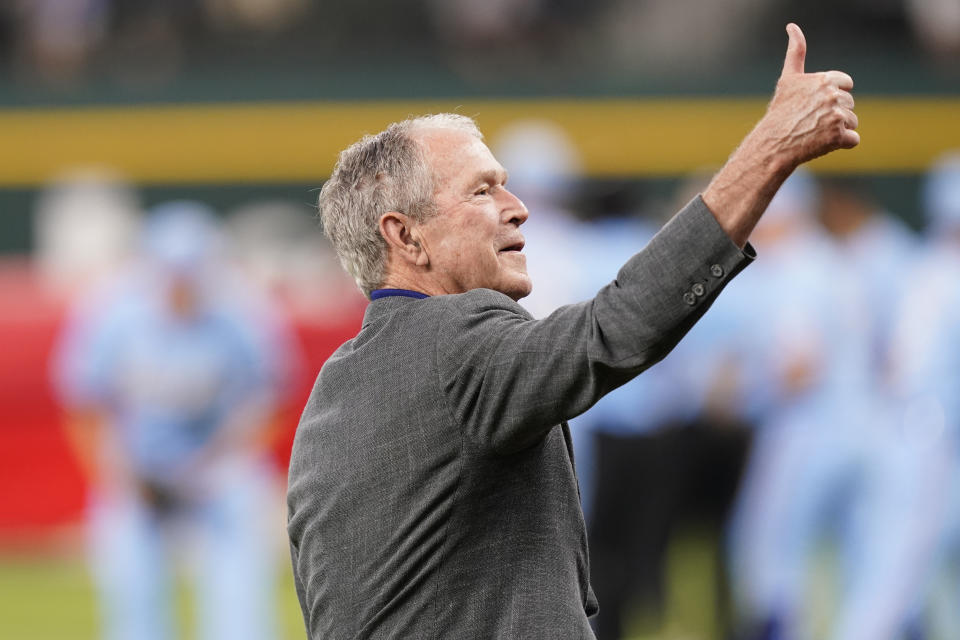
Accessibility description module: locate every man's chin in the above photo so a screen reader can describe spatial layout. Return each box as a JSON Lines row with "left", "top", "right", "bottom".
{"left": 503, "top": 276, "right": 533, "bottom": 302}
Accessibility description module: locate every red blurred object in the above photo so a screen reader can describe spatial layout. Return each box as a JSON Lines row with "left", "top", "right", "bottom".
{"left": 0, "top": 259, "right": 362, "bottom": 539}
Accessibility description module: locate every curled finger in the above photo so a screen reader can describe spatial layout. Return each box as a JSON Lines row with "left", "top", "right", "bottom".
{"left": 840, "top": 129, "right": 861, "bottom": 149}
{"left": 825, "top": 70, "right": 854, "bottom": 91}
{"left": 836, "top": 90, "right": 855, "bottom": 110}
{"left": 840, "top": 107, "right": 859, "bottom": 131}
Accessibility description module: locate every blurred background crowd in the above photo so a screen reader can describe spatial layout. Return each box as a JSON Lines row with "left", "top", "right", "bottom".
{"left": 0, "top": 0, "right": 957, "bottom": 97}
{"left": 0, "top": 1, "right": 959, "bottom": 639}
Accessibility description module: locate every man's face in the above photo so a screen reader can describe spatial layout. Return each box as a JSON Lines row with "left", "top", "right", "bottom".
{"left": 413, "top": 128, "right": 532, "bottom": 300}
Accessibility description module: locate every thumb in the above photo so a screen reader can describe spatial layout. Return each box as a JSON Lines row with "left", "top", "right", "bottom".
{"left": 781, "top": 23, "right": 806, "bottom": 76}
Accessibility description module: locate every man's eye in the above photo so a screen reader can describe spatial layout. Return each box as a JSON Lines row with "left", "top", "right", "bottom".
{"left": 475, "top": 186, "right": 490, "bottom": 196}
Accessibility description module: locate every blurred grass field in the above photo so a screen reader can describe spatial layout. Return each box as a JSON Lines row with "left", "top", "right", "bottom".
{"left": 0, "top": 548, "right": 308, "bottom": 640}
{"left": 0, "top": 530, "right": 721, "bottom": 640}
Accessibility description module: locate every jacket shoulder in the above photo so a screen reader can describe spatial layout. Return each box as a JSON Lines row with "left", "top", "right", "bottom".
{"left": 422, "top": 288, "right": 534, "bottom": 321}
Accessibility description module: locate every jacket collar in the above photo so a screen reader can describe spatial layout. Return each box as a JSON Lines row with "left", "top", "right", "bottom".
{"left": 362, "top": 292, "right": 428, "bottom": 328}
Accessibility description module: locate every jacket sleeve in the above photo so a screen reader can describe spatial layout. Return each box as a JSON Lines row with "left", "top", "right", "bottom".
{"left": 435, "top": 195, "right": 755, "bottom": 454}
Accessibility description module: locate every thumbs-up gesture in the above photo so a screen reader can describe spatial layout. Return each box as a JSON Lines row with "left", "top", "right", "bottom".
{"left": 701, "top": 24, "right": 859, "bottom": 247}
{"left": 764, "top": 23, "right": 860, "bottom": 164}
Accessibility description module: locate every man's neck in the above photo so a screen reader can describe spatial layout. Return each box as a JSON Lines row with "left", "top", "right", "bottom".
{"left": 379, "top": 269, "right": 450, "bottom": 297}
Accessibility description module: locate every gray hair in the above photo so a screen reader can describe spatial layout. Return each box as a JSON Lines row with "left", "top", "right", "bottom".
{"left": 318, "top": 113, "right": 483, "bottom": 297}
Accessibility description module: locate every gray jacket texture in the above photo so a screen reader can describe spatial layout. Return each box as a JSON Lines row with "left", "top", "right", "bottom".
{"left": 287, "top": 196, "right": 754, "bottom": 639}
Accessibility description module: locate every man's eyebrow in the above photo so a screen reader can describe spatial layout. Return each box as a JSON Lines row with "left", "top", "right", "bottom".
{"left": 474, "top": 168, "right": 508, "bottom": 186}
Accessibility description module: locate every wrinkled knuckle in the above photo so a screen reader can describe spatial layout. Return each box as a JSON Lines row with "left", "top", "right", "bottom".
{"left": 830, "top": 107, "right": 851, "bottom": 129}
{"left": 833, "top": 124, "right": 847, "bottom": 144}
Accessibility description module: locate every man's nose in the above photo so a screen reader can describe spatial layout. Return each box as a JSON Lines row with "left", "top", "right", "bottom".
{"left": 501, "top": 187, "right": 529, "bottom": 226}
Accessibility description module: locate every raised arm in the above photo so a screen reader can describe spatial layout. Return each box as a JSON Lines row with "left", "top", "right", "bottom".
{"left": 437, "top": 197, "right": 750, "bottom": 454}
{"left": 436, "top": 24, "right": 860, "bottom": 454}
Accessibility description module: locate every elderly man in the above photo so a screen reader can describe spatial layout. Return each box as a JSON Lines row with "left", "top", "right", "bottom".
{"left": 287, "top": 24, "right": 858, "bottom": 639}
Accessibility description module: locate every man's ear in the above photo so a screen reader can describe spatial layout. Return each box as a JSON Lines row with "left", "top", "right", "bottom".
{"left": 379, "top": 212, "right": 428, "bottom": 267}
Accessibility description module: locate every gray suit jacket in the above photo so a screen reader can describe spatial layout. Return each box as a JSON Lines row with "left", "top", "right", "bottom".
{"left": 287, "top": 196, "right": 753, "bottom": 639}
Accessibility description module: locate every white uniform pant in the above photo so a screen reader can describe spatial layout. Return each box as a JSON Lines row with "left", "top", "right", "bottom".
{"left": 87, "top": 458, "right": 279, "bottom": 640}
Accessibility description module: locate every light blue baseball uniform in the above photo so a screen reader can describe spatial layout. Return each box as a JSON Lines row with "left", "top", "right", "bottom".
{"left": 54, "top": 204, "right": 294, "bottom": 640}
{"left": 725, "top": 214, "right": 862, "bottom": 638}
{"left": 731, "top": 209, "right": 941, "bottom": 640}
{"left": 889, "top": 239, "right": 960, "bottom": 639}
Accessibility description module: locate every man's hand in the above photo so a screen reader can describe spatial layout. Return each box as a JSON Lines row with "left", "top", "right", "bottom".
{"left": 761, "top": 23, "right": 860, "bottom": 167}
{"left": 701, "top": 23, "right": 859, "bottom": 248}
